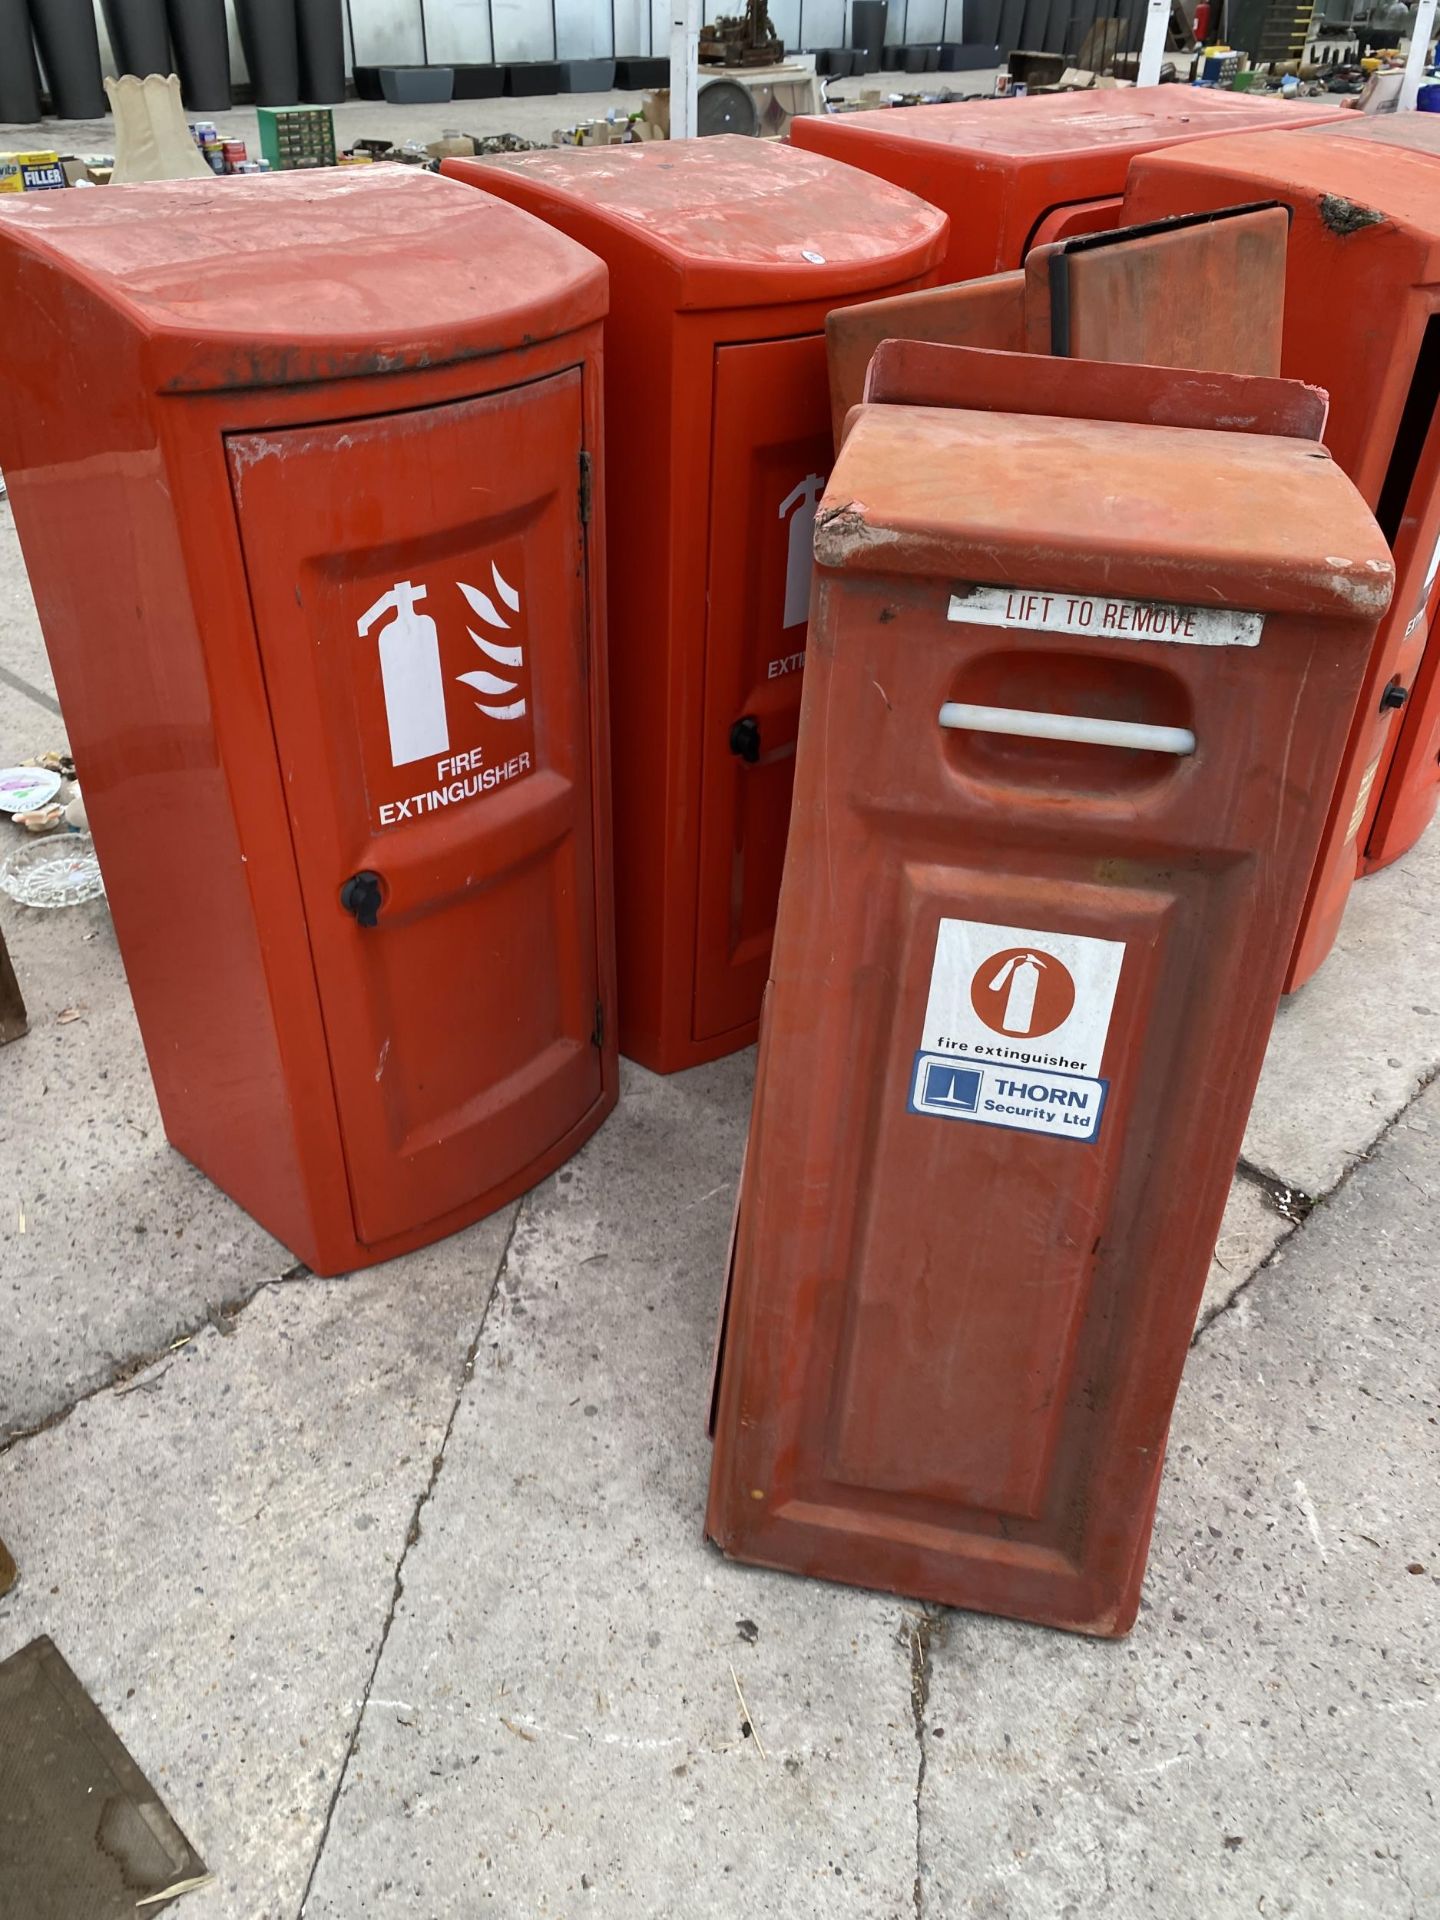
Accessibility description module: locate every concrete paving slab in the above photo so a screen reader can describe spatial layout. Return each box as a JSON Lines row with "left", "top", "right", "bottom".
{"left": 0, "top": 889, "right": 293, "bottom": 1433}
{"left": 0, "top": 679, "right": 63, "bottom": 767}
{"left": 0, "top": 497, "right": 65, "bottom": 770}
{"left": 0, "top": 502, "right": 55, "bottom": 685}
{"left": 1198, "top": 1177, "right": 1291, "bottom": 1329}
{"left": 1245, "top": 826, "right": 1440, "bottom": 1199}
{"left": 0, "top": 498, "right": 46, "bottom": 640}
{"left": 0, "top": 1211, "right": 515, "bottom": 1917}
{"left": 919, "top": 1079, "right": 1440, "bottom": 1920}
{"left": 302, "top": 1057, "right": 923, "bottom": 1920}
{"left": 0, "top": 453, "right": 292, "bottom": 1436}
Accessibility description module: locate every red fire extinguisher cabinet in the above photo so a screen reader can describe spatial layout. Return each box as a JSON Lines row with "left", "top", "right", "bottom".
{"left": 0, "top": 168, "right": 618, "bottom": 1276}
{"left": 1123, "top": 124, "right": 1440, "bottom": 983}
{"left": 445, "top": 138, "right": 948, "bottom": 1073}
{"left": 787, "top": 87, "right": 1346, "bottom": 286}
{"left": 707, "top": 348, "right": 1391, "bottom": 1635}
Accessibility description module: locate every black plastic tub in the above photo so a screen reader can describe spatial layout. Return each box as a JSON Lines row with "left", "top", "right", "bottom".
{"left": 562, "top": 56, "right": 616, "bottom": 89}
{"left": 940, "top": 40, "right": 999, "bottom": 67}
{"left": 101, "top": 0, "right": 169, "bottom": 77}
{"left": 169, "top": 0, "right": 231, "bottom": 109}
{"left": 31, "top": 0, "right": 108, "bottom": 117}
{"left": 0, "top": 0, "right": 42, "bottom": 121}
{"left": 234, "top": 0, "right": 300, "bottom": 107}
{"left": 452, "top": 62, "right": 505, "bottom": 97}
{"left": 614, "top": 53, "right": 668, "bottom": 86}
{"left": 505, "top": 60, "right": 564, "bottom": 94}
{"left": 296, "top": 0, "right": 344, "bottom": 101}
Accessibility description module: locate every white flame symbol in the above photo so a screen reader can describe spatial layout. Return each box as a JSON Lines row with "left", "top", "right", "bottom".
{"left": 457, "top": 563, "right": 526, "bottom": 720}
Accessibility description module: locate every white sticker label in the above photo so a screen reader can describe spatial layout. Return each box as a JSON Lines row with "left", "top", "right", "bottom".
{"left": 1407, "top": 524, "right": 1440, "bottom": 635}
{"left": 1346, "top": 755, "right": 1381, "bottom": 846}
{"left": 949, "top": 585, "right": 1263, "bottom": 649}
{"left": 778, "top": 472, "right": 827, "bottom": 629}
{"left": 354, "top": 560, "right": 535, "bottom": 832}
{"left": 909, "top": 918, "right": 1125, "bottom": 1143}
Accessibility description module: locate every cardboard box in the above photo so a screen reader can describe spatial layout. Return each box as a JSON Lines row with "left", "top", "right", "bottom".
{"left": 640, "top": 90, "right": 670, "bottom": 137}
{"left": 61, "top": 157, "right": 111, "bottom": 187}
{"left": 0, "top": 152, "right": 67, "bottom": 192}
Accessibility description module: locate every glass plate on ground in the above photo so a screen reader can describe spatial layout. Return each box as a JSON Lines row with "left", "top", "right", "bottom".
{"left": 0, "top": 832, "right": 104, "bottom": 908}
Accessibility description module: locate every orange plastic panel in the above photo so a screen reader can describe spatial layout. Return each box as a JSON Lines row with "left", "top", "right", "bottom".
{"left": 788, "top": 88, "right": 1347, "bottom": 283}
{"left": 708, "top": 372, "right": 1391, "bottom": 1634}
{"left": 1025, "top": 204, "right": 1288, "bottom": 374}
{"left": 827, "top": 205, "right": 1290, "bottom": 457}
{"left": 0, "top": 169, "right": 617, "bottom": 1274}
{"left": 1026, "top": 193, "right": 1125, "bottom": 249}
{"left": 1319, "top": 113, "right": 1440, "bottom": 156}
{"left": 446, "top": 139, "right": 949, "bottom": 1072}
{"left": 825, "top": 273, "right": 1026, "bottom": 450}
{"left": 863, "top": 339, "right": 1327, "bottom": 439}
{"left": 1122, "top": 128, "right": 1440, "bottom": 973}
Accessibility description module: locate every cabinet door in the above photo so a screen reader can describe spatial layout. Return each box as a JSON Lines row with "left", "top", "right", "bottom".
{"left": 693, "top": 334, "right": 833, "bottom": 1044}
{"left": 229, "top": 373, "right": 602, "bottom": 1246}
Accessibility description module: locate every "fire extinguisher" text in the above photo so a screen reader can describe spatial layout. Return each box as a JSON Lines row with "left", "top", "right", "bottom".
{"left": 377, "top": 748, "right": 533, "bottom": 826}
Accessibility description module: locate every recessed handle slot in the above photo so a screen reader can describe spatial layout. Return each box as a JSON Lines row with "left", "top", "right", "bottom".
{"left": 938, "top": 702, "right": 1196, "bottom": 757}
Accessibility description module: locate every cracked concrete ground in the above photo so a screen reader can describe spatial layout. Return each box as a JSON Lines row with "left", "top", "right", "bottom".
{"left": 2, "top": 475, "right": 1438, "bottom": 1914}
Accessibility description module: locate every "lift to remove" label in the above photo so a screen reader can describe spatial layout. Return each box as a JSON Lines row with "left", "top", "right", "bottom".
{"left": 948, "top": 584, "right": 1263, "bottom": 648}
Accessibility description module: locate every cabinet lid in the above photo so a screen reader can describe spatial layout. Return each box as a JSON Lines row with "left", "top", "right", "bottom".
{"left": 456, "top": 136, "right": 948, "bottom": 311}
{"left": 792, "top": 88, "right": 1345, "bottom": 164}
{"left": 0, "top": 166, "right": 606, "bottom": 392}
{"left": 819, "top": 400, "right": 1393, "bottom": 621}
{"left": 1134, "top": 122, "right": 1440, "bottom": 248}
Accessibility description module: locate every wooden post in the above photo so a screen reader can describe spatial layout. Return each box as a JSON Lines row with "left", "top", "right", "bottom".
{"left": 0, "top": 922, "right": 27, "bottom": 1045}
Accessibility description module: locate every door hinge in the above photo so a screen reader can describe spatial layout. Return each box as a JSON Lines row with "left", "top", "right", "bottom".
{"left": 592, "top": 997, "right": 605, "bottom": 1049}
{"left": 579, "top": 449, "right": 592, "bottom": 528}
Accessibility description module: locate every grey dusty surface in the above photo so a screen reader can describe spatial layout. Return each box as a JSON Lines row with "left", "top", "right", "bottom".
{"left": 1, "top": 458, "right": 1438, "bottom": 1911}
{"left": 0, "top": 71, "right": 997, "bottom": 152}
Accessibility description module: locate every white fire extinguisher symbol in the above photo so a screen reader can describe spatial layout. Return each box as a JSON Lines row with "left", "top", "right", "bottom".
{"left": 988, "top": 952, "right": 1046, "bottom": 1034}
{"left": 357, "top": 580, "right": 450, "bottom": 768}
{"left": 778, "top": 472, "right": 827, "bottom": 629}
{"left": 358, "top": 564, "right": 528, "bottom": 770}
